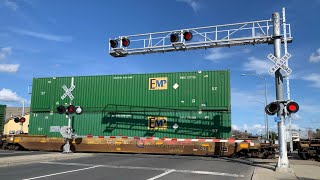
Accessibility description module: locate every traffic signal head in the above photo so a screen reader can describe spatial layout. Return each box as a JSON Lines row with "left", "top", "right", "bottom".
{"left": 265, "top": 102, "right": 280, "bottom": 116}
{"left": 14, "top": 117, "right": 20, "bottom": 123}
{"left": 20, "top": 117, "right": 26, "bottom": 123}
{"left": 170, "top": 33, "right": 179, "bottom": 43}
{"left": 110, "top": 40, "right": 118, "bottom": 48}
{"left": 121, "top": 38, "right": 130, "bottom": 47}
{"left": 57, "top": 105, "right": 66, "bottom": 114}
{"left": 183, "top": 32, "right": 193, "bottom": 41}
{"left": 287, "top": 101, "right": 299, "bottom": 114}
{"left": 66, "top": 105, "right": 76, "bottom": 114}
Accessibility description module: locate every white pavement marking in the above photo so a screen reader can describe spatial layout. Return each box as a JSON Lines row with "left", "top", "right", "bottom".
{"left": 40, "top": 162, "right": 245, "bottom": 178}
{"left": 22, "top": 165, "right": 102, "bottom": 180}
{"left": 176, "top": 170, "right": 245, "bottom": 178}
{"left": 146, "top": 169, "right": 176, "bottom": 180}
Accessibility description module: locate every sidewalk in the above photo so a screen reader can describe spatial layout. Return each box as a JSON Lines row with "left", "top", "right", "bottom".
{"left": 251, "top": 157, "right": 320, "bottom": 180}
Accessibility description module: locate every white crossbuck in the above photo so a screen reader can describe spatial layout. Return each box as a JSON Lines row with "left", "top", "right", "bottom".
{"left": 61, "top": 85, "right": 75, "bottom": 100}
{"left": 267, "top": 52, "right": 292, "bottom": 75}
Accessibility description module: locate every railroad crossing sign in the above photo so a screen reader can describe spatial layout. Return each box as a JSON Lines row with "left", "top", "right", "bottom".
{"left": 61, "top": 84, "right": 75, "bottom": 100}
{"left": 267, "top": 52, "right": 292, "bottom": 75}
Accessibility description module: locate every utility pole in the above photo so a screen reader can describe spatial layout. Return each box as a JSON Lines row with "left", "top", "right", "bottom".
{"left": 273, "top": 12, "right": 289, "bottom": 169}
{"left": 282, "top": 7, "right": 294, "bottom": 153}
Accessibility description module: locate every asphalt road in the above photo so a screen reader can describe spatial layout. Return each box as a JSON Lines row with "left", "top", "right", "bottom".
{"left": 0, "top": 149, "right": 50, "bottom": 158}
{"left": 0, "top": 153, "right": 255, "bottom": 180}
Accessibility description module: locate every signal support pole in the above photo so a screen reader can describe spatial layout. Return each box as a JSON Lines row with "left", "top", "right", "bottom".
{"left": 273, "top": 12, "right": 289, "bottom": 169}
{"left": 20, "top": 100, "right": 25, "bottom": 132}
{"left": 63, "top": 77, "right": 75, "bottom": 153}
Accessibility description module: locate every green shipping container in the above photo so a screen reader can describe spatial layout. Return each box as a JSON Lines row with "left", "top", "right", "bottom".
{"left": 0, "top": 105, "right": 6, "bottom": 134}
{"left": 30, "top": 70, "right": 230, "bottom": 112}
{"left": 28, "top": 110, "right": 231, "bottom": 139}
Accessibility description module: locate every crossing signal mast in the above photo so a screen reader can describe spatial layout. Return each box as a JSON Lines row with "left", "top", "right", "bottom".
{"left": 108, "top": 8, "right": 296, "bottom": 170}
{"left": 108, "top": 17, "right": 292, "bottom": 57}
{"left": 56, "top": 77, "right": 84, "bottom": 153}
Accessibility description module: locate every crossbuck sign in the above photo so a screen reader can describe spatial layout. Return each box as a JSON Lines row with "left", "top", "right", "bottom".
{"left": 267, "top": 52, "right": 292, "bottom": 75}
{"left": 61, "top": 84, "right": 75, "bottom": 100}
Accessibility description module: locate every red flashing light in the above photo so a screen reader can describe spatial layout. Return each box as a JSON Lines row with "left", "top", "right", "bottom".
{"left": 287, "top": 101, "right": 299, "bottom": 113}
{"left": 183, "top": 32, "right": 193, "bottom": 41}
{"left": 122, "top": 38, "right": 130, "bottom": 47}
{"left": 20, "top": 117, "right": 26, "bottom": 123}
{"left": 67, "top": 105, "right": 76, "bottom": 114}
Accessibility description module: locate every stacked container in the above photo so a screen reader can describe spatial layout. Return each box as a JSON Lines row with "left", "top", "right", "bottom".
{"left": 0, "top": 105, "right": 6, "bottom": 134}
{"left": 29, "top": 70, "right": 231, "bottom": 138}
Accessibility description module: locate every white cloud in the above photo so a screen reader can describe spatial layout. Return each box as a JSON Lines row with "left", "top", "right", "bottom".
{"left": 232, "top": 124, "right": 239, "bottom": 130}
{"left": 0, "top": 47, "right": 12, "bottom": 60}
{"left": 233, "top": 123, "right": 266, "bottom": 134}
{"left": 177, "top": 0, "right": 200, "bottom": 12}
{"left": 204, "top": 49, "right": 233, "bottom": 62}
{"left": 0, "top": 64, "right": 19, "bottom": 72}
{"left": 243, "top": 56, "right": 273, "bottom": 75}
{"left": 290, "top": 113, "right": 301, "bottom": 120}
{"left": 309, "top": 48, "right": 320, "bottom": 63}
{"left": 3, "top": 0, "right": 18, "bottom": 11}
{"left": 232, "top": 88, "right": 265, "bottom": 109}
{"left": 242, "top": 48, "right": 251, "bottom": 54}
{"left": 299, "top": 103, "right": 320, "bottom": 113}
{"left": 0, "top": 88, "right": 24, "bottom": 102}
{"left": 302, "top": 73, "right": 320, "bottom": 88}
{"left": 11, "top": 29, "right": 73, "bottom": 42}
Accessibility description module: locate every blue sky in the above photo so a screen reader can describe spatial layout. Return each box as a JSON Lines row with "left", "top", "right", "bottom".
{"left": 0, "top": 0, "right": 319, "bottom": 135}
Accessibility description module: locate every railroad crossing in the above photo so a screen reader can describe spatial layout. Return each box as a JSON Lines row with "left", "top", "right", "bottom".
{"left": 108, "top": 8, "right": 298, "bottom": 170}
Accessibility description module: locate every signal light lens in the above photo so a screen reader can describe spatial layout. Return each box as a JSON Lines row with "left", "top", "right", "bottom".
{"left": 287, "top": 102, "right": 299, "bottom": 113}
{"left": 110, "top": 40, "right": 118, "bottom": 48}
{"left": 170, "top": 33, "right": 179, "bottom": 43}
{"left": 66, "top": 105, "right": 76, "bottom": 114}
{"left": 14, "top": 117, "right": 20, "bottom": 123}
{"left": 20, "top": 117, "right": 26, "bottom": 123}
{"left": 57, "top": 105, "right": 66, "bottom": 114}
{"left": 183, "top": 32, "right": 193, "bottom": 41}
{"left": 76, "top": 106, "right": 83, "bottom": 114}
{"left": 122, "top": 38, "right": 130, "bottom": 47}
{"left": 265, "top": 102, "right": 280, "bottom": 116}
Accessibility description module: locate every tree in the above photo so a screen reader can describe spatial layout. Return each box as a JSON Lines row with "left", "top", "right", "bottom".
{"left": 231, "top": 129, "right": 252, "bottom": 138}
{"left": 269, "top": 131, "right": 278, "bottom": 140}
